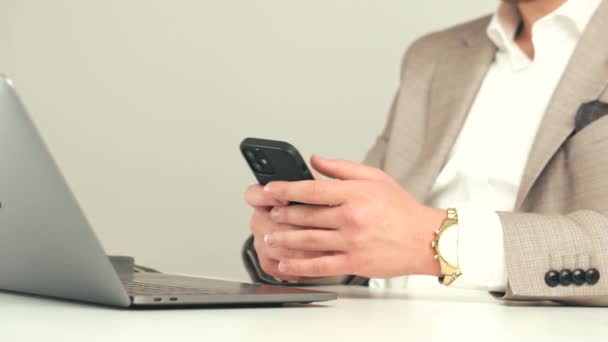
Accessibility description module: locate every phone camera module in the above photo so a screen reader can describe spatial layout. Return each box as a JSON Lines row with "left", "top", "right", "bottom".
{"left": 244, "top": 149, "right": 256, "bottom": 161}
{"left": 245, "top": 149, "right": 273, "bottom": 174}
{"left": 252, "top": 162, "right": 264, "bottom": 172}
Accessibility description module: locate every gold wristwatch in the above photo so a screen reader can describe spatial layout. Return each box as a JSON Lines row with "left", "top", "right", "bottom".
{"left": 431, "top": 208, "right": 462, "bottom": 286}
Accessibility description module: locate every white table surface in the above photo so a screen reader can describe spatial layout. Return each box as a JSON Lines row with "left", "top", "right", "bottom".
{"left": 2, "top": 284, "right": 607, "bottom": 341}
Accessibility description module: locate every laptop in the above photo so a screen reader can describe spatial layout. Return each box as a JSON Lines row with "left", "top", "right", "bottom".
{"left": 0, "top": 75, "right": 337, "bottom": 307}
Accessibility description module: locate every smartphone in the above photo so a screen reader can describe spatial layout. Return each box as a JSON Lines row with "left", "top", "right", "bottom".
{"left": 240, "top": 137, "right": 314, "bottom": 186}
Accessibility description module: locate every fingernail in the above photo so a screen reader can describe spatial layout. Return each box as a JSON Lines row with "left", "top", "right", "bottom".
{"left": 278, "top": 261, "right": 289, "bottom": 273}
{"left": 264, "top": 234, "right": 275, "bottom": 246}
{"left": 263, "top": 184, "right": 273, "bottom": 193}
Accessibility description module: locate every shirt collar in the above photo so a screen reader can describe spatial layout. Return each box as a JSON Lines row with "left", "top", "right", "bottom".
{"left": 486, "top": 0, "right": 602, "bottom": 69}
{"left": 486, "top": 2, "right": 520, "bottom": 54}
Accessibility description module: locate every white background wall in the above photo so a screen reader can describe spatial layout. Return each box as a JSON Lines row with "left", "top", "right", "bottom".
{"left": 0, "top": 0, "right": 495, "bottom": 280}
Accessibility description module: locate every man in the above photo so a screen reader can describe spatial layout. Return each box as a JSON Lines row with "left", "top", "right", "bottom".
{"left": 242, "top": 0, "right": 608, "bottom": 305}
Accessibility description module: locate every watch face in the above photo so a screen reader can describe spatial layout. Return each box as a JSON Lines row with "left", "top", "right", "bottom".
{"left": 438, "top": 224, "right": 458, "bottom": 265}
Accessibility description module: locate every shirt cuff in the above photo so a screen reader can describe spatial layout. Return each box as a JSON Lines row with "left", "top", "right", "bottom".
{"left": 450, "top": 206, "right": 508, "bottom": 291}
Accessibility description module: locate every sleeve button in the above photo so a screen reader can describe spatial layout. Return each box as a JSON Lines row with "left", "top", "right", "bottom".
{"left": 572, "top": 269, "right": 586, "bottom": 286}
{"left": 559, "top": 269, "right": 573, "bottom": 286}
{"left": 545, "top": 270, "right": 560, "bottom": 287}
{"left": 586, "top": 268, "right": 601, "bottom": 285}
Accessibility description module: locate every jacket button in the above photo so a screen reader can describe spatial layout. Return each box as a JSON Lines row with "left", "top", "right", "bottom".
{"left": 586, "top": 268, "right": 601, "bottom": 285}
{"left": 545, "top": 270, "right": 560, "bottom": 287}
{"left": 559, "top": 269, "right": 573, "bottom": 286}
{"left": 572, "top": 269, "right": 586, "bottom": 286}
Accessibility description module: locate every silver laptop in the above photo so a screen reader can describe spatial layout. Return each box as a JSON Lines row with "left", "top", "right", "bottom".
{"left": 0, "top": 75, "right": 337, "bottom": 307}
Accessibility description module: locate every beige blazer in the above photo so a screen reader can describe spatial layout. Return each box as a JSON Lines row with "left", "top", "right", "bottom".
{"left": 243, "top": 2, "right": 608, "bottom": 305}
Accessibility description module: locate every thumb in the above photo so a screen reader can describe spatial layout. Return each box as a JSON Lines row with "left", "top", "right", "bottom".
{"left": 310, "top": 155, "right": 387, "bottom": 181}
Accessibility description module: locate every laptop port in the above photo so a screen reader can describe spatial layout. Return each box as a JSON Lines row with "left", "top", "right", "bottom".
{"left": 169, "top": 297, "right": 178, "bottom": 302}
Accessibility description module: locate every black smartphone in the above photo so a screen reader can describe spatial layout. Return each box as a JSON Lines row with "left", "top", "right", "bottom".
{"left": 240, "top": 137, "right": 314, "bottom": 186}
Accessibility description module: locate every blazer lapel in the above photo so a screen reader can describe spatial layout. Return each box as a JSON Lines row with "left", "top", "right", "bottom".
{"left": 514, "top": 2, "right": 608, "bottom": 210}
{"left": 412, "top": 30, "right": 496, "bottom": 201}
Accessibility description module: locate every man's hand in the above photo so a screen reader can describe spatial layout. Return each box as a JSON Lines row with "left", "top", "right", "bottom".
{"left": 245, "top": 177, "right": 331, "bottom": 282}
{"left": 258, "top": 155, "right": 445, "bottom": 279}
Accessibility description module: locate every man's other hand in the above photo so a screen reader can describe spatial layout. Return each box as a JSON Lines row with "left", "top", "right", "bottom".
{"left": 245, "top": 178, "right": 329, "bottom": 282}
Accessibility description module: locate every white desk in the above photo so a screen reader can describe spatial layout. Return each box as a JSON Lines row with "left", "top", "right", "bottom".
{"left": 2, "top": 285, "right": 606, "bottom": 341}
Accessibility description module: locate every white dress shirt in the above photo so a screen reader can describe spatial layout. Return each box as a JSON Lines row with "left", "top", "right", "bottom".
{"left": 370, "top": 0, "right": 602, "bottom": 292}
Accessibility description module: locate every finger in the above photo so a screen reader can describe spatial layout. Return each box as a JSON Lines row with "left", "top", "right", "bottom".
{"left": 265, "top": 247, "right": 332, "bottom": 260}
{"left": 251, "top": 211, "right": 328, "bottom": 258}
{"left": 254, "top": 239, "right": 306, "bottom": 282}
{"left": 269, "top": 205, "right": 342, "bottom": 229}
{"left": 278, "top": 254, "right": 350, "bottom": 277}
{"left": 244, "top": 184, "right": 288, "bottom": 207}
{"left": 257, "top": 256, "right": 302, "bottom": 282}
{"left": 264, "top": 180, "right": 347, "bottom": 206}
{"left": 259, "top": 236, "right": 329, "bottom": 260}
{"left": 249, "top": 207, "right": 271, "bottom": 235}
{"left": 310, "top": 155, "right": 388, "bottom": 181}
{"left": 265, "top": 229, "right": 348, "bottom": 252}
{"left": 311, "top": 169, "right": 341, "bottom": 182}
{"left": 249, "top": 208, "right": 296, "bottom": 236}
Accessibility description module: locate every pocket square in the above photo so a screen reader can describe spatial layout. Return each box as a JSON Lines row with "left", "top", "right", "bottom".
{"left": 574, "top": 100, "right": 608, "bottom": 133}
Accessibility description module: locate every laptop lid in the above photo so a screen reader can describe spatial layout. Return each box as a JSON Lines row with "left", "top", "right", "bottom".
{"left": 0, "top": 75, "right": 131, "bottom": 307}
